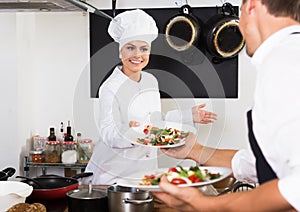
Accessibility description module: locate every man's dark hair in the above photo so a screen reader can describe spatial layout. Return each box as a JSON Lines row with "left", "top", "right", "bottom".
{"left": 242, "top": 0, "right": 300, "bottom": 21}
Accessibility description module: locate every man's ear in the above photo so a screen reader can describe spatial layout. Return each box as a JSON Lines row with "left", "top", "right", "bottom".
{"left": 244, "top": 0, "right": 255, "bottom": 15}
{"left": 245, "top": 0, "right": 265, "bottom": 15}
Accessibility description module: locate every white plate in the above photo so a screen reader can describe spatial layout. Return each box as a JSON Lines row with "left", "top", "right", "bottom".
{"left": 127, "top": 121, "right": 196, "bottom": 149}
{"left": 116, "top": 166, "right": 232, "bottom": 192}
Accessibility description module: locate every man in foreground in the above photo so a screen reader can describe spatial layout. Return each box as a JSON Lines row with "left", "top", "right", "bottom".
{"left": 154, "top": 0, "right": 300, "bottom": 211}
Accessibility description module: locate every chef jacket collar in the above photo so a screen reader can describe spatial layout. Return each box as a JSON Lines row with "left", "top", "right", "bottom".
{"left": 252, "top": 25, "right": 300, "bottom": 68}
{"left": 115, "top": 65, "right": 144, "bottom": 84}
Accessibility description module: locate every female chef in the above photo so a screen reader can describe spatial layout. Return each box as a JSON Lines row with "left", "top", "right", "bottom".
{"left": 85, "top": 9, "right": 217, "bottom": 185}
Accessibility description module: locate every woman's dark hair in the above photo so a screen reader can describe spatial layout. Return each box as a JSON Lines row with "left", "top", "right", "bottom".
{"left": 242, "top": 0, "right": 300, "bottom": 21}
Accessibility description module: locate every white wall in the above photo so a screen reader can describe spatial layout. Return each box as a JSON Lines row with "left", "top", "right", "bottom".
{"left": 0, "top": 0, "right": 257, "bottom": 176}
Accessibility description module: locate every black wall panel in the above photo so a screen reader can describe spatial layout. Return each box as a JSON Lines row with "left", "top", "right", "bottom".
{"left": 90, "top": 6, "right": 239, "bottom": 98}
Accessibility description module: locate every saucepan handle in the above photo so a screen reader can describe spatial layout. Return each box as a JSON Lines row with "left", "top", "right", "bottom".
{"left": 123, "top": 196, "right": 153, "bottom": 205}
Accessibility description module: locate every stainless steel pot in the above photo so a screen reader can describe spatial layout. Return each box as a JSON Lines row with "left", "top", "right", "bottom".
{"left": 108, "top": 185, "right": 153, "bottom": 212}
{"left": 66, "top": 184, "right": 108, "bottom": 212}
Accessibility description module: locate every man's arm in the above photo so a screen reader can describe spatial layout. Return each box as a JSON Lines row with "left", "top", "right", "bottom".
{"left": 154, "top": 177, "right": 295, "bottom": 212}
{"left": 161, "top": 133, "right": 237, "bottom": 169}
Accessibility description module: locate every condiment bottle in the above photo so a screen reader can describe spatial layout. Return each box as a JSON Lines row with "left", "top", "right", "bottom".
{"left": 76, "top": 132, "right": 82, "bottom": 144}
{"left": 64, "top": 124, "right": 74, "bottom": 142}
{"left": 48, "top": 127, "right": 57, "bottom": 141}
{"left": 58, "top": 122, "right": 65, "bottom": 144}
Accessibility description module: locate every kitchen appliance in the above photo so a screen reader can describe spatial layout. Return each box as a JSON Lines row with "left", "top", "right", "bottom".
{"left": 0, "top": 0, "right": 84, "bottom": 12}
{"left": 17, "top": 172, "right": 93, "bottom": 199}
{"left": 0, "top": 0, "right": 115, "bottom": 14}
{"left": 108, "top": 185, "right": 153, "bottom": 212}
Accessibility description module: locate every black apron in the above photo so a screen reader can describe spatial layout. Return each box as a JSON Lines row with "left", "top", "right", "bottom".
{"left": 247, "top": 110, "right": 277, "bottom": 184}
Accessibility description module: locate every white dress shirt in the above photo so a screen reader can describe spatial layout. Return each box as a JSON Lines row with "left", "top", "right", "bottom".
{"left": 232, "top": 25, "right": 300, "bottom": 210}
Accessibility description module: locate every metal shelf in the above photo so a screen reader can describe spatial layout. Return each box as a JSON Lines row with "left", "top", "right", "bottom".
{"left": 26, "top": 161, "right": 87, "bottom": 168}
{"left": 24, "top": 156, "right": 87, "bottom": 177}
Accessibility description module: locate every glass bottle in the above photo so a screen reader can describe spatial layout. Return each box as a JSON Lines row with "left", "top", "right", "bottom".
{"left": 64, "top": 125, "right": 74, "bottom": 142}
{"left": 58, "top": 122, "right": 65, "bottom": 144}
{"left": 48, "top": 127, "right": 57, "bottom": 141}
{"left": 76, "top": 132, "right": 82, "bottom": 144}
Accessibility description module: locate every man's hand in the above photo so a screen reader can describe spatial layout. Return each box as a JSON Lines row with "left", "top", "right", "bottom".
{"left": 153, "top": 175, "right": 210, "bottom": 212}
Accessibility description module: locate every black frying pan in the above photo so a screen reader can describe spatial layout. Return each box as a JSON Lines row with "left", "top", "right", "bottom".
{"left": 205, "top": 2, "right": 245, "bottom": 63}
{"left": 165, "top": 3, "right": 201, "bottom": 52}
{"left": 17, "top": 172, "right": 93, "bottom": 199}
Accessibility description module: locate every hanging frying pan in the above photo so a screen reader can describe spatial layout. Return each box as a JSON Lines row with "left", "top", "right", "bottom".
{"left": 165, "top": 1, "right": 201, "bottom": 52}
{"left": 205, "top": 3, "right": 245, "bottom": 63}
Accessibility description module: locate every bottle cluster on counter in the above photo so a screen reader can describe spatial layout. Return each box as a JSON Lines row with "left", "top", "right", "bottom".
{"left": 29, "top": 121, "right": 93, "bottom": 164}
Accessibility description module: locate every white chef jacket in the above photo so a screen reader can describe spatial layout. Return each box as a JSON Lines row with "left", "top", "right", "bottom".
{"left": 231, "top": 25, "right": 300, "bottom": 210}
{"left": 85, "top": 66, "right": 193, "bottom": 185}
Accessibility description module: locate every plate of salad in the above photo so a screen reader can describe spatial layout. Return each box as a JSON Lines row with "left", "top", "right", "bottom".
{"left": 129, "top": 121, "right": 196, "bottom": 148}
{"left": 116, "top": 166, "right": 232, "bottom": 192}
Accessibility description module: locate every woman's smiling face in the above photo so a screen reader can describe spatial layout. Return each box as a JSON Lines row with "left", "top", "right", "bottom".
{"left": 120, "top": 40, "right": 151, "bottom": 76}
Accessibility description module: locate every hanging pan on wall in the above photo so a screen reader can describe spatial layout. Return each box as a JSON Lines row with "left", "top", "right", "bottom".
{"left": 165, "top": 0, "right": 201, "bottom": 52}
{"left": 205, "top": 2, "right": 245, "bottom": 63}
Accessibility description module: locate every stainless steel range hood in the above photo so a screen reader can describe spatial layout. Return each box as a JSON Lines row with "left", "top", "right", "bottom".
{"left": 0, "top": 0, "right": 86, "bottom": 12}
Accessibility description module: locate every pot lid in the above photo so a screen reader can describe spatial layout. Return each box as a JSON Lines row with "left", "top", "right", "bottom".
{"left": 67, "top": 188, "right": 107, "bottom": 200}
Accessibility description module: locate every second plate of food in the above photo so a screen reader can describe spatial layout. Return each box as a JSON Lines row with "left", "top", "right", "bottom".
{"left": 116, "top": 166, "right": 232, "bottom": 192}
{"left": 127, "top": 121, "right": 196, "bottom": 148}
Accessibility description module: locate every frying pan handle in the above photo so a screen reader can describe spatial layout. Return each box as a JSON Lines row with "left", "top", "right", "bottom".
{"left": 71, "top": 172, "right": 93, "bottom": 179}
{"left": 221, "top": 2, "right": 235, "bottom": 16}
{"left": 181, "top": 4, "right": 192, "bottom": 15}
{"left": 2, "top": 167, "right": 16, "bottom": 178}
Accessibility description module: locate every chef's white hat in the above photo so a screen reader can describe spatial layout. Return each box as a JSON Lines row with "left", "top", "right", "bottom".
{"left": 108, "top": 9, "right": 158, "bottom": 50}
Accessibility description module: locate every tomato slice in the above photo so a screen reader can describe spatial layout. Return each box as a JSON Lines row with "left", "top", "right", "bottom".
{"left": 188, "top": 174, "right": 202, "bottom": 183}
{"left": 168, "top": 167, "right": 178, "bottom": 173}
{"left": 144, "top": 174, "right": 156, "bottom": 179}
{"left": 171, "top": 178, "right": 187, "bottom": 185}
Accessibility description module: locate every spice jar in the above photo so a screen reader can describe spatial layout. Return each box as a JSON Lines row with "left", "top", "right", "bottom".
{"left": 62, "top": 141, "right": 77, "bottom": 164}
{"left": 78, "top": 139, "right": 93, "bottom": 164}
{"left": 33, "top": 136, "right": 47, "bottom": 151}
{"left": 29, "top": 150, "right": 43, "bottom": 163}
{"left": 45, "top": 141, "right": 61, "bottom": 163}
